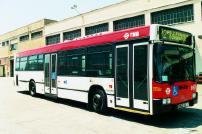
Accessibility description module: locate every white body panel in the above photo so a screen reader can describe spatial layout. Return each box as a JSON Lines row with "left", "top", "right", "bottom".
{"left": 133, "top": 99, "right": 149, "bottom": 110}
{"left": 57, "top": 76, "right": 114, "bottom": 95}
{"left": 57, "top": 76, "right": 115, "bottom": 107}
{"left": 58, "top": 89, "right": 88, "bottom": 103}
{"left": 116, "top": 98, "right": 129, "bottom": 107}
{"left": 16, "top": 71, "right": 44, "bottom": 94}
{"left": 107, "top": 95, "right": 115, "bottom": 108}
{"left": 15, "top": 73, "right": 115, "bottom": 108}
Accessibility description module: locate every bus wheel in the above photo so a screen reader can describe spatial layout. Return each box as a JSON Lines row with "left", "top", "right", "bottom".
{"left": 29, "top": 81, "right": 36, "bottom": 97}
{"left": 91, "top": 90, "right": 107, "bottom": 113}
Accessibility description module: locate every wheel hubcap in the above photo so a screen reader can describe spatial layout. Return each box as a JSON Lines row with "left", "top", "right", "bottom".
{"left": 30, "top": 85, "right": 35, "bottom": 95}
{"left": 93, "top": 94, "right": 102, "bottom": 110}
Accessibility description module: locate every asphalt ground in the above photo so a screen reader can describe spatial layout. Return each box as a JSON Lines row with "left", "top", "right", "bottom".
{"left": 0, "top": 77, "right": 202, "bottom": 134}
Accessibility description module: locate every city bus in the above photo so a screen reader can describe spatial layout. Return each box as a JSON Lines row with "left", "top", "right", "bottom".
{"left": 14, "top": 24, "right": 198, "bottom": 115}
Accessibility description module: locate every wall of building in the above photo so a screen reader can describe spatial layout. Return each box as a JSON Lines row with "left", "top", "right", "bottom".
{"left": 45, "top": 0, "right": 190, "bottom": 35}
{"left": 0, "top": 19, "right": 57, "bottom": 77}
{"left": 44, "top": 0, "right": 202, "bottom": 74}
{"left": 165, "top": 0, "right": 202, "bottom": 74}
{"left": 0, "top": 46, "right": 9, "bottom": 58}
{"left": 1, "top": 0, "right": 201, "bottom": 76}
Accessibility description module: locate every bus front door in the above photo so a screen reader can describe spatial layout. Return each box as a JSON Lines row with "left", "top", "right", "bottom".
{"left": 132, "top": 44, "right": 149, "bottom": 111}
{"left": 44, "top": 53, "right": 57, "bottom": 95}
{"left": 115, "top": 43, "right": 150, "bottom": 112}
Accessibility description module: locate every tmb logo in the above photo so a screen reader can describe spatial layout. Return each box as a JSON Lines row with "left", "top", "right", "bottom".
{"left": 123, "top": 31, "right": 139, "bottom": 40}
{"left": 124, "top": 33, "right": 130, "bottom": 40}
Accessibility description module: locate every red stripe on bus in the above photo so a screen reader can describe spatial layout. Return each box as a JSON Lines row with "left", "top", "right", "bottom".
{"left": 16, "top": 25, "right": 150, "bottom": 57}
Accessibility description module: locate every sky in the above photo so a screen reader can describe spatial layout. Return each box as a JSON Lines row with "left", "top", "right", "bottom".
{"left": 0, "top": 0, "right": 125, "bottom": 35}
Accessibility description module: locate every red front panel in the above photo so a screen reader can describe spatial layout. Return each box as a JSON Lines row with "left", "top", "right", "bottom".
{"left": 152, "top": 81, "right": 197, "bottom": 104}
{"left": 171, "top": 81, "right": 196, "bottom": 104}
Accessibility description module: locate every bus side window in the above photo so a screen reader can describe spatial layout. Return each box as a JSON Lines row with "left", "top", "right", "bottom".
{"left": 66, "top": 54, "right": 85, "bottom": 76}
{"left": 28, "top": 55, "right": 38, "bottom": 71}
{"left": 20, "top": 57, "right": 28, "bottom": 71}
{"left": 38, "top": 54, "right": 44, "bottom": 70}
{"left": 58, "top": 49, "right": 85, "bottom": 76}
{"left": 86, "top": 45, "right": 112, "bottom": 77}
{"left": 58, "top": 52, "right": 67, "bottom": 75}
{"left": 15, "top": 58, "right": 20, "bottom": 71}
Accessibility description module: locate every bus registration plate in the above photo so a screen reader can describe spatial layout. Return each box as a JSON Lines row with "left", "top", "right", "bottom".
{"left": 177, "top": 102, "right": 189, "bottom": 109}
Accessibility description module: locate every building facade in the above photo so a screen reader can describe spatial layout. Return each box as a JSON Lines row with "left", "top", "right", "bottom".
{"left": 45, "top": 0, "right": 202, "bottom": 74}
{"left": 0, "top": 19, "right": 56, "bottom": 77}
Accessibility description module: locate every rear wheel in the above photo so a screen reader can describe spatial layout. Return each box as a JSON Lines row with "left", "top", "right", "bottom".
{"left": 91, "top": 90, "right": 107, "bottom": 113}
{"left": 29, "top": 81, "right": 36, "bottom": 97}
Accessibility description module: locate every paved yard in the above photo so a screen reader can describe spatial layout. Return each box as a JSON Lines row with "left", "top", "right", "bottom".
{"left": 0, "top": 78, "right": 202, "bottom": 134}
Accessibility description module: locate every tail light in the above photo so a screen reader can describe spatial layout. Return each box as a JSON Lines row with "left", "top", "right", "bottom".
{"left": 191, "top": 84, "right": 197, "bottom": 92}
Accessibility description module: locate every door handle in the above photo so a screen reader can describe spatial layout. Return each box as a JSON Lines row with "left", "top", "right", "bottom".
{"left": 117, "top": 98, "right": 121, "bottom": 100}
{"left": 143, "top": 102, "right": 148, "bottom": 104}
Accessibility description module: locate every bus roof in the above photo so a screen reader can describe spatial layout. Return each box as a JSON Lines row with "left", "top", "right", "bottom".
{"left": 17, "top": 25, "right": 150, "bottom": 57}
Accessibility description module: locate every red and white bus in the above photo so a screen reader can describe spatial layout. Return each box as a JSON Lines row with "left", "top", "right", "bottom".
{"left": 14, "top": 24, "right": 198, "bottom": 115}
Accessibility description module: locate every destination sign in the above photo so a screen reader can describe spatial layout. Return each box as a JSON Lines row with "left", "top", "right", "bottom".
{"left": 159, "top": 26, "right": 192, "bottom": 46}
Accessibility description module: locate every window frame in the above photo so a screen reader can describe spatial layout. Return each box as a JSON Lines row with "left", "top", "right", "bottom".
{"left": 63, "top": 29, "right": 81, "bottom": 41}
{"left": 31, "top": 31, "right": 43, "bottom": 39}
{"left": 151, "top": 4, "right": 194, "bottom": 25}
{"left": 19, "top": 34, "right": 29, "bottom": 42}
{"left": 85, "top": 23, "right": 109, "bottom": 35}
{"left": 46, "top": 34, "right": 60, "bottom": 45}
{"left": 113, "top": 15, "right": 145, "bottom": 31}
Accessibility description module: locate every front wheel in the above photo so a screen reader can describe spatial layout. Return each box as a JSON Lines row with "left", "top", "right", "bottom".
{"left": 91, "top": 90, "right": 107, "bottom": 113}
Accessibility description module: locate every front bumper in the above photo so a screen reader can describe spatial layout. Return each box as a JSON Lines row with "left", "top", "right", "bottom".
{"left": 153, "top": 92, "right": 198, "bottom": 114}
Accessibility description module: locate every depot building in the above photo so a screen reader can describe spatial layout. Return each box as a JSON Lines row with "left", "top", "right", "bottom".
{"left": 0, "top": 19, "right": 56, "bottom": 77}
{"left": 0, "top": 0, "right": 202, "bottom": 77}
{"left": 45, "top": 0, "right": 202, "bottom": 74}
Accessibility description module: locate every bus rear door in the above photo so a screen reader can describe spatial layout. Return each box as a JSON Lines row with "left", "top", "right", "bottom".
{"left": 44, "top": 53, "right": 57, "bottom": 96}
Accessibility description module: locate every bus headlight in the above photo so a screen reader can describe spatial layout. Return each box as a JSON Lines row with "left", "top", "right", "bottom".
{"left": 167, "top": 98, "right": 171, "bottom": 104}
{"left": 162, "top": 99, "right": 167, "bottom": 105}
{"left": 162, "top": 98, "right": 171, "bottom": 105}
{"left": 165, "top": 88, "right": 171, "bottom": 95}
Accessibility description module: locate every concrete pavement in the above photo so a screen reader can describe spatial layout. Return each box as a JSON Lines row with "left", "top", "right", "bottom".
{"left": 0, "top": 77, "right": 202, "bottom": 134}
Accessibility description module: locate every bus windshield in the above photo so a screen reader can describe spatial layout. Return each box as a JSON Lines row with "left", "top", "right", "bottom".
{"left": 153, "top": 44, "right": 195, "bottom": 83}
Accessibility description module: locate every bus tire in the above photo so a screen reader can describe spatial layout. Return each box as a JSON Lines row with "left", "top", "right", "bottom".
{"left": 91, "top": 89, "right": 107, "bottom": 113}
{"left": 29, "top": 81, "right": 36, "bottom": 97}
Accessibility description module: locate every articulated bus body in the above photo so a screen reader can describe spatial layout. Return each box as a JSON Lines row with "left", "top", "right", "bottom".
{"left": 14, "top": 24, "right": 198, "bottom": 115}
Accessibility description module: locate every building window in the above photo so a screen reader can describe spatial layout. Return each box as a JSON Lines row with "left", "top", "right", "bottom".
{"left": 85, "top": 23, "right": 109, "bottom": 35}
{"left": 151, "top": 4, "right": 194, "bottom": 25}
{"left": 31, "top": 31, "right": 43, "bottom": 39}
{"left": 2, "top": 42, "right": 5, "bottom": 46}
{"left": 63, "top": 29, "right": 81, "bottom": 41}
{"left": 6, "top": 41, "right": 9, "bottom": 45}
{"left": 113, "top": 15, "right": 145, "bottom": 31}
{"left": 19, "top": 35, "right": 29, "bottom": 42}
{"left": 10, "top": 44, "right": 17, "bottom": 51}
{"left": 46, "top": 34, "right": 60, "bottom": 45}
